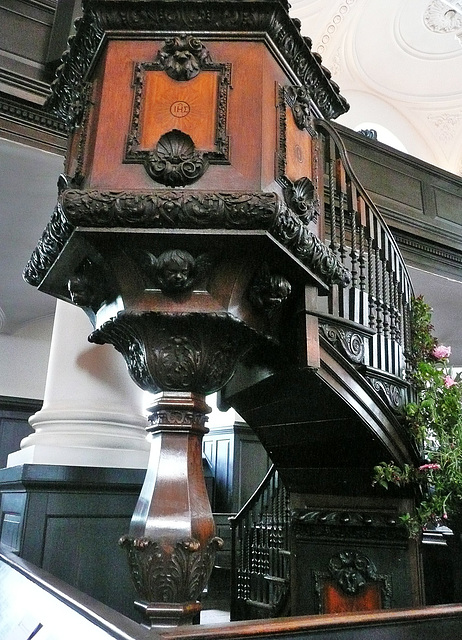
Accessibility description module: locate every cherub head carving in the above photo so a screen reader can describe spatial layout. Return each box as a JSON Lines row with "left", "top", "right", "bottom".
{"left": 249, "top": 264, "right": 292, "bottom": 315}
{"left": 157, "top": 249, "right": 196, "bottom": 293}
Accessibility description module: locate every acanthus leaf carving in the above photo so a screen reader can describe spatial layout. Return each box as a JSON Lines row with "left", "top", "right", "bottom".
{"left": 89, "top": 312, "right": 262, "bottom": 395}
{"left": 119, "top": 535, "right": 223, "bottom": 603}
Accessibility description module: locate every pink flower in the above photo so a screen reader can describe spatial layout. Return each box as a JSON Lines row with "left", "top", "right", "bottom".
{"left": 418, "top": 463, "right": 441, "bottom": 471}
{"left": 432, "top": 345, "right": 451, "bottom": 359}
{"left": 444, "top": 375, "right": 456, "bottom": 388}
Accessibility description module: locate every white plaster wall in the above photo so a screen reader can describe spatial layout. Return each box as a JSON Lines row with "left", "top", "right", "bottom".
{"left": 0, "top": 312, "right": 54, "bottom": 400}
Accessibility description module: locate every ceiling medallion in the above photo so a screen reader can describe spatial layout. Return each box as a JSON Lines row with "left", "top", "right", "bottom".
{"left": 424, "top": 0, "right": 462, "bottom": 35}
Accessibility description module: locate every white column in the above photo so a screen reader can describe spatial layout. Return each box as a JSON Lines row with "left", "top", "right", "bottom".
{"left": 8, "top": 300, "right": 150, "bottom": 469}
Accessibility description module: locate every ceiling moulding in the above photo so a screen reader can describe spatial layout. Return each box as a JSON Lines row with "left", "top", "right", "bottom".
{"left": 0, "top": 93, "right": 67, "bottom": 154}
{"left": 427, "top": 111, "right": 462, "bottom": 144}
{"left": 424, "top": 0, "right": 462, "bottom": 44}
{"left": 316, "top": 0, "right": 358, "bottom": 55}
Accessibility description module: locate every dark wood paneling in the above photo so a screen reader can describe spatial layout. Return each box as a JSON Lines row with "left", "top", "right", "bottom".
{"left": 0, "top": 464, "right": 145, "bottom": 620}
{"left": 0, "top": 544, "right": 154, "bottom": 640}
{"left": 335, "top": 123, "right": 462, "bottom": 278}
{"left": 203, "top": 424, "right": 270, "bottom": 514}
{"left": 0, "top": 0, "right": 56, "bottom": 102}
{"left": 0, "top": 396, "right": 40, "bottom": 469}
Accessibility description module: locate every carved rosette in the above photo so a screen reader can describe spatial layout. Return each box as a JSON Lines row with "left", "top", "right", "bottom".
{"left": 119, "top": 536, "right": 223, "bottom": 603}
{"left": 89, "top": 312, "right": 259, "bottom": 395}
{"left": 273, "top": 208, "right": 351, "bottom": 287}
{"left": 320, "top": 322, "right": 365, "bottom": 364}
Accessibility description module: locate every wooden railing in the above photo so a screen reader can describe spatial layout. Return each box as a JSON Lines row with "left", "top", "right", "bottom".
{"left": 315, "top": 119, "right": 413, "bottom": 385}
{"left": 163, "top": 604, "right": 462, "bottom": 639}
{"left": 229, "top": 466, "right": 291, "bottom": 622}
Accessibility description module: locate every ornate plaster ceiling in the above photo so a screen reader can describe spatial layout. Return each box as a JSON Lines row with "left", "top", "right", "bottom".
{"left": 290, "top": 0, "right": 462, "bottom": 175}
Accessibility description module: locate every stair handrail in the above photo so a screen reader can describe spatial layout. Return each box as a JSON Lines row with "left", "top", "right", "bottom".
{"left": 314, "top": 117, "right": 414, "bottom": 383}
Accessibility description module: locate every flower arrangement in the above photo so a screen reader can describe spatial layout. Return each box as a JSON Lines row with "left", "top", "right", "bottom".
{"left": 373, "top": 295, "right": 462, "bottom": 537}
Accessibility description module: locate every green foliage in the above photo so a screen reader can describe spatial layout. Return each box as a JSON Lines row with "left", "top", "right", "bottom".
{"left": 373, "top": 295, "right": 462, "bottom": 537}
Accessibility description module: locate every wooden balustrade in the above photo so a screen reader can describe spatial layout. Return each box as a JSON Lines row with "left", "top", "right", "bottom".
{"left": 229, "top": 466, "right": 290, "bottom": 622}
{"left": 315, "top": 119, "right": 413, "bottom": 385}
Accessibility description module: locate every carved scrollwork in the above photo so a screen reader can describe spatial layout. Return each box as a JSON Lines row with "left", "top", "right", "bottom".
{"left": 366, "top": 375, "right": 405, "bottom": 411}
{"left": 313, "top": 550, "right": 392, "bottom": 613}
{"left": 155, "top": 36, "right": 213, "bottom": 81}
{"left": 329, "top": 551, "right": 378, "bottom": 596}
{"left": 61, "top": 189, "right": 281, "bottom": 229}
{"left": 25, "top": 186, "right": 350, "bottom": 292}
{"left": 320, "top": 323, "right": 365, "bottom": 364}
{"left": 23, "top": 194, "right": 74, "bottom": 287}
{"left": 89, "top": 312, "right": 261, "bottom": 395}
{"left": 293, "top": 509, "right": 408, "bottom": 549}
{"left": 119, "top": 535, "right": 223, "bottom": 603}
{"left": 280, "top": 175, "right": 319, "bottom": 223}
{"left": 144, "top": 130, "right": 209, "bottom": 187}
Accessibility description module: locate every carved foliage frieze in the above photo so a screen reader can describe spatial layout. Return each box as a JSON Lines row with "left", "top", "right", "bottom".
{"left": 89, "top": 312, "right": 260, "bottom": 395}
{"left": 24, "top": 185, "right": 351, "bottom": 292}
{"left": 293, "top": 509, "right": 408, "bottom": 543}
{"left": 119, "top": 535, "right": 223, "bottom": 603}
{"left": 62, "top": 189, "right": 281, "bottom": 229}
{"left": 320, "top": 322, "right": 365, "bottom": 364}
{"left": 272, "top": 208, "right": 351, "bottom": 287}
{"left": 23, "top": 175, "right": 75, "bottom": 287}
